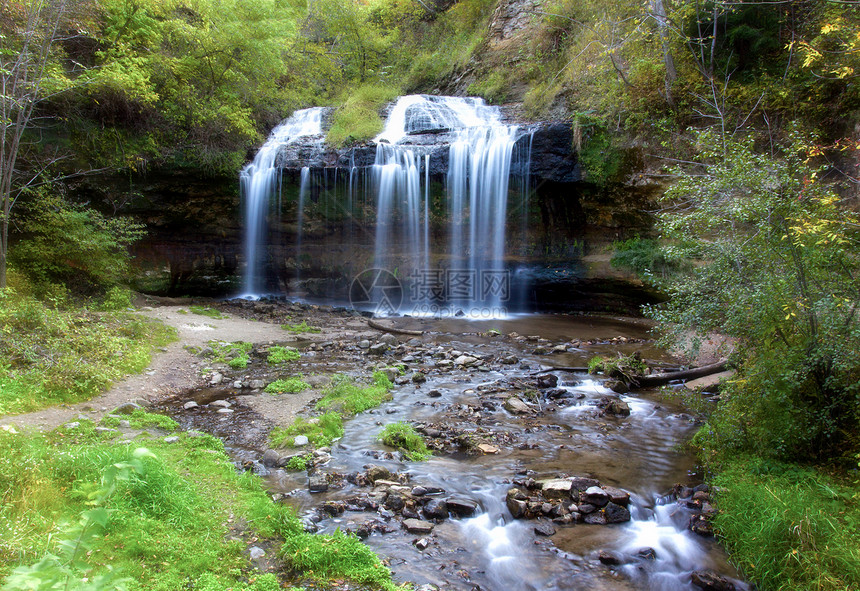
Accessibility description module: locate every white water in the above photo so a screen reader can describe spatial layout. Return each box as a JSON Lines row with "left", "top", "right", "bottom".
{"left": 239, "top": 107, "right": 324, "bottom": 297}
{"left": 372, "top": 95, "right": 529, "bottom": 315}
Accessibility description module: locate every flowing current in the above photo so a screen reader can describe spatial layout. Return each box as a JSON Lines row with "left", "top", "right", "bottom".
{"left": 239, "top": 107, "right": 324, "bottom": 297}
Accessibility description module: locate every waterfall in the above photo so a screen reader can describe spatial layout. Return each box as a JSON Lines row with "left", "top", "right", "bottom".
{"left": 374, "top": 95, "right": 529, "bottom": 315}
{"left": 239, "top": 107, "right": 323, "bottom": 298}
{"left": 239, "top": 96, "right": 532, "bottom": 314}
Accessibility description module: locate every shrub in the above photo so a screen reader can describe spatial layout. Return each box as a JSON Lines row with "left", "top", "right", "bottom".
{"left": 265, "top": 377, "right": 311, "bottom": 394}
{"left": 267, "top": 346, "right": 300, "bottom": 364}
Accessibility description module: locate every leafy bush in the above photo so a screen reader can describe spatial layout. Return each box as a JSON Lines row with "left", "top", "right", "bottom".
{"left": 285, "top": 454, "right": 312, "bottom": 471}
{"left": 9, "top": 192, "right": 144, "bottom": 296}
{"left": 378, "top": 422, "right": 431, "bottom": 461}
{"left": 611, "top": 236, "right": 679, "bottom": 280}
{"left": 652, "top": 132, "right": 860, "bottom": 462}
{"left": 325, "top": 83, "right": 400, "bottom": 147}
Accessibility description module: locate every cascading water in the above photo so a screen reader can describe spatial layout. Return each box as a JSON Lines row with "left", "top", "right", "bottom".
{"left": 373, "top": 95, "right": 530, "bottom": 315}
{"left": 239, "top": 107, "right": 323, "bottom": 298}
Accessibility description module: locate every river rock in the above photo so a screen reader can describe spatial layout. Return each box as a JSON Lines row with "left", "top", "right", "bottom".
{"left": 604, "top": 502, "right": 631, "bottom": 523}
{"left": 446, "top": 497, "right": 478, "bottom": 517}
{"left": 454, "top": 355, "right": 479, "bottom": 366}
{"left": 369, "top": 343, "right": 388, "bottom": 355}
{"left": 385, "top": 492, "right": 406, "bottom": 511}
{"left": 308, "top": 474, "right": 328, "bottom": 493}
{"left": 411, "top": 372, "right": 427, "bottom": 383}
{"left": 378, "top": 333, "right": 398, "bottom": 346}
{"left": 210, "top": 399, "right": 231, "bottom": 408}
{"left": 537, "top": 374, "right": 558, "bottom": 388}
{"left": 358, "top": 339, "right": 371, "bottom": 349}
{"left": 413, "top": 537, "right": 430, "bottom": 551}
{"left": 294, "top": 435, "right": 310, "bottom": 446}
{"left": 249, "top": 546, "right": 265, "bottom": 560}
{"left": 402, "top": 518, "right": 434, "bottom": 534}
{"left": 477, "top": 443, "right": 499, "bottom": 454}
{"left": 504, "top": 397, "right": 533, "bottom": 414}
{"left": 636, "top": 547, "right": 657, "bottom": 560}
{"left": 216, "top": 408, "right": 234, "bottom": 414}
{"left": 506, "top": 488, "right": 528, "bottom": 518}
{"left": 534, "top": 521, "right": 556, "bottom": 536}
{"left": 598, "top": 550, "right": 623, "bottom": 566}
{"left": 691, "top": 569, "right": 736, "bottom": 591}
{"left": 603, "top": 486, "right": 630, "bottom": 505}
{"left": 183, "top": 401, "right": 199, "bottom": 410}
{"left": 428, "top": 389, "right": 442, "bottom": 398}
{"left": 112, "top": 402, "right": 142, "bottom": 415}
{"left": 500, "top": 355, "right": 518, "bottom": 364}
{"left": 570, "top": 477, "right": 600, "bottom": 492}
{"left": 422, "top": 498, "right": 449, "bottom": 520}
{"left": 366, "top": 464, "right": 391, "bottom": 483}
{"left": 249, "top": 379, "right": 265, "bottom": 390}
{"left": 581, "top": 486, "right": 610, "bottom": 507}
{"left": 583, "top": 511, "right": 607, "bottom": 525}
{"left": 380, "top": 367, "right": 400, "bottom": 382}
{"left": 690, "top": 514, "right": 713, "bottom": 536}
{"left": 542, "top": 479, "right": 574, "bottom": 499}
{"left": 601, "top": 397, "right": 631, "bottom": 416}
{"left": 261, "top": 449, "right": 281, "bottom": 467}
{"left": 209, "top": 372, "right": 224, "bottom": 385}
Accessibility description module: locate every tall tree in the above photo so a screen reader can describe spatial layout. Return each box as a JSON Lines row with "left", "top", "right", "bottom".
{"left": 0, "top": 0, "right": 70, "bottom": 289}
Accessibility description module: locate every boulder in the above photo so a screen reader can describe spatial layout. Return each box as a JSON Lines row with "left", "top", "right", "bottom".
{"left": 446, "top": 497, "right": 478, "bottom": 517}
{"left": 422, "top": 499, "right": 449, "bottom": 520}
{"left": 604, "top": 502, "right": 631, "bottom": 524}
{"left": 581, "top": 486, "right": 610, "bottom": 507}
{"left": 533, "top": 521, "right": 556, "bottom": 536}
{"left": 603, "top": 486, "right": 630, "bottom": 506}
{"left": 365, "top": 464, "right": 391, "bottom": 483}
{"left": 691, "top": 570, "right": 736, "bottom": 591}
{"left": 541, "top": 479, "right": 574, "bottom": 499}
{"left": 504, "top": 397, "right": 533, "bottom": 414}
{"left": 402, "top": 518, "right": 434, "bottom": 535}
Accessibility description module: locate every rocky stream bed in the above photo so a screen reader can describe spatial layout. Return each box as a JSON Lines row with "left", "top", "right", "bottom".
{"left": 151, "top": 299, "right": 745, "bottom": 591}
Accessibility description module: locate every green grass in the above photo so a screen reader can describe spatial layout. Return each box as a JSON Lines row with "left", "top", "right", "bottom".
{"left": 270, "top": 372, "right": 394, "bottom": 449}
{"left": 325, "top": 83, "right": 401, "bottom": 147}
{"left": 285, "top": 454, "right": 312, "bottom": 471}
{"left": 315, "top": 372, "right": 393, "bottom": 415}
{"left": 267, "top": 346, "right": 300, "bottom": 365}
{"left": 205, "top": 340, "right": 253, "bottom": 370}
{"left": 378, "top": 422, "right": 431, "bottom": 462}
{"left": 0, "top": 415, "right": 397, "bottom": 591}
{"left": 265, "top": 377, "right": 311, "bottom": 394}
{"left": 711, "top": 457, "right": 860, "bottom": 591}
{"left": 188, "top": 305, "right": 228, "bottom": 320}
{"left": 281, "top": 321, "right": 320, "bottom": 334}
{"left": 269, "top": 413, "right": 344, "bottom": 448}
{"left": 100, "top": 408, "right": 179, "bottom": 431}
{"left": 0, "top": 290, "right": 175, "bottom": 416}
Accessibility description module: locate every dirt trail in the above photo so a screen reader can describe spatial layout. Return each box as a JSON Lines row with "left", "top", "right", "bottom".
{"left": 0, "top": 305, "right": 303, "bottom": 432}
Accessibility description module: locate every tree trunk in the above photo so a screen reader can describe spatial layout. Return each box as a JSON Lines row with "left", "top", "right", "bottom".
{"left": 651, "top": 0, "right": 677, "bottom": 106}
{"left": 633, "top": 360, "right": 729, "bottom": 388}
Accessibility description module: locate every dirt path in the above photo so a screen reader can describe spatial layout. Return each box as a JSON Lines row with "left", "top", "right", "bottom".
{"left": 0, "top": 305, "right": 310, "bottom": 432}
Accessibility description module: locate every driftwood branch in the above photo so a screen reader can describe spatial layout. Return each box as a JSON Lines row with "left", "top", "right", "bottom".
{"left": 367, "top": 318, "right": 424, "bottom": 336}
{"left": 633, "top": 359, "right": 729, "bottom": 388}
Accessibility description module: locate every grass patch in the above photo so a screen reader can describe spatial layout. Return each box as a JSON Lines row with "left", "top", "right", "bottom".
{"left": 267, "top": 346, "right": 300, "bottom": 365}
{"left": 0, "top": 290, "right": 175, "bottom": 416}
{"left": 316, "top": 372, "right": 393, "bottom": 415}
{"left": 205, "top": 340, "right": 253, "bottom": 370}
{"left": 326, "top": 83, "right": 400, "bottom": 147}
{"left": 188, "top": 305, "right": 228, "bottom": 319}
{"left": 711, "top": 457, "right": 860, "bottom": 591}
{"left": 265, "top": 376, "right": 311, "bottom": 394}
{"left": 280, "top": 530, "right": 397, "bottom": 591}
{"left": 270, "top": 413, "right": 344, "bottom": 448}
{"left": 281, "top": 321, "right": 320, "bottom": 334}
{"left": 378, "top": 422, "right": 431, "bottom": 462}
{"left": 0, "top": 415, "right": 397, "bottom": 590}
{"left": 100, "top": 408, "right": 179, "bottom": 431}
{"left": 285, "top": 454, "right": 313, "bottom": 472}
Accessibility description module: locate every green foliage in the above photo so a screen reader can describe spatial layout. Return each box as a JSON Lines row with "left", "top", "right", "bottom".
{"left": 575, "top": 115, "right": 625, "bottom": 187}
{"left": 0, "top": 289, "right": 175, "bottom": 416}
{"left": 10, "top": 191, "right": 145, "bottom": 296}
{"left": 205, "top": 341, "right": 252, "bottom": 367}
{"left": 284, "top": 454, "right": 312, "bottom": 472}
{"left": 100, "top": 287, "right": 134, "bottom": 312}
{"left": 280, "top": 530, "right": 397, "bottom": 591}
{"left": 188, "top": 306, "right": 227, "bottom": 319}
{"left": 588, "top": 354, "right": 647, "bottom": 380}
{"left": 265, "top": 377, "right": 311, "bottom": 395}
{"left": 267, "top": 346, "right": 300, "bottom": 364}
{"left": 611, "top": 236, "right": 679, "bottom": 280}
{"left": 325, "top": 83, "right": 400, "bottom": 147}
{"left": 652, "top": 131, "right": 860, "bottom": 462}
{"left": 281, "top": 321, "right": 320, "bottom": 334}
{"left": 269, "top": 413, "right": 344, "bottom": 448}
{"left": 378, "top": 422, "right": 431, "bottom": 461}
{"left": 100, "top": 410, "right": 178, "bottom": 432}
{"left": 315, "top": 372, "right": 393, "bottom": 415}
{"left": 711, "top": 457, "right": 860, "bottom": 591}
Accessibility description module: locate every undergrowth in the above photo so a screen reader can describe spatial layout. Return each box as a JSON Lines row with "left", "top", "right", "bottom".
{"left": 267, "top": 346, "right": 300, "bottom": 365}
{"left": 0, "top": 290, "right": 175, "bottom": 416}
{"left": 711, "top": 457, "right": 860, "bottom": 591}
{"left": 0, "top": 414, "right": 396, "bottom": 590}
{"left": 281, "top": 321, "right": 320, "bottom": 334}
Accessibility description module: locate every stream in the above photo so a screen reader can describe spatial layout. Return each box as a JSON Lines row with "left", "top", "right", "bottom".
{"left": 161, "top": 307, "right": 744, "bottom": 591}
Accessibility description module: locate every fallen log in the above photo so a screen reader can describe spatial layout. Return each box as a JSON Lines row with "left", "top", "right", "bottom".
{"left": 367, "top": 318, "right": 424, "bottom": 336}
{"left": 531, "top": 367, "right": 589, "bottom": 375}
{"left": 633, "top": 360, "right": 729, "bottom": 388}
